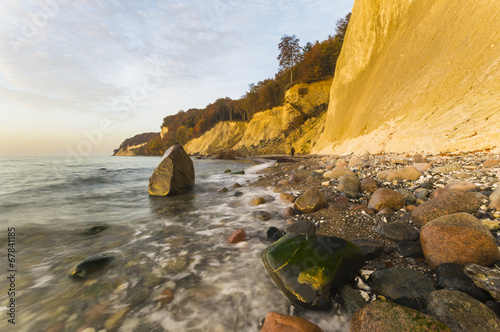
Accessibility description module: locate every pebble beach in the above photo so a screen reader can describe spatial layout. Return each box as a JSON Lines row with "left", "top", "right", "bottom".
{"left": 249, "top": 152, "right": 500, "bottom": 331}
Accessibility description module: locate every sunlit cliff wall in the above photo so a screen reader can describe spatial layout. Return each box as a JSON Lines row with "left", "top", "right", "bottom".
{"left": 314, "top": 0, "right": 500, "bottom": 154}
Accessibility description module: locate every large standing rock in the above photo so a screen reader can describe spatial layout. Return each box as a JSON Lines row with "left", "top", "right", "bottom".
{"left": 427, "top": 290, "right": 500, "bottom": 332}
{"left": 260, "top": 312, "right": 323, "bottom": 332}
{"left": 350, "top": 300, "right": 451, "bottom": 332}
{"left": 420, "top": 213, "right": 500, "bottom": 270}
{"left": 293, "top": 187, "right": 328, "bottom": 213}
{"left": 261, "top": 234, "right": 364, "bottom": 309}
{"left": 411, "top": 190, "right": 481, "bottom": 227}
{"left": 371, "top": 267, "right": 434, "bottom": 311}
{"left": 367, "top": 188, "right": 405, "bottom": 212}
{"left": 148, "top": 145, "right": 195, "bottom": 196}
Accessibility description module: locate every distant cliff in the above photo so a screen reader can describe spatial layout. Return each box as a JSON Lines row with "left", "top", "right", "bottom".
{"left": 314, "top": 0, "right": 500, "bottom": 154}
{"left": 185, "top": 79, "right": 332, "bottom": 156}
{"left": 113, "top": 132, "right": 160, "bottom": 156}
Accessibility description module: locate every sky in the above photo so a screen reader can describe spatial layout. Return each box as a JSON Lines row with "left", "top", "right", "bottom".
{"left": 0, "top": 0, "right": 354, "bottom": 156}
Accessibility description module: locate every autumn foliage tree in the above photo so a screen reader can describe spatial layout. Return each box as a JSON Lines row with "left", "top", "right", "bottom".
{"left": 277, "top": 34, "right": 303, "bottom": 84}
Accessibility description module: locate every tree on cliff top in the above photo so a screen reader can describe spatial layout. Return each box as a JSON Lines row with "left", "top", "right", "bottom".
{"left": 277, "top": 34, "right": 302, "bottom": 84}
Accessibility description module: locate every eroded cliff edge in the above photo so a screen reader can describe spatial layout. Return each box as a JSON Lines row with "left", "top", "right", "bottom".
{"left": 313, "top": 0, "right": 500, "bottom": 155}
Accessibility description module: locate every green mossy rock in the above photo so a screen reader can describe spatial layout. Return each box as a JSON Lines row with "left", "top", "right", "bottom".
{"left": 261, "top": 233, "right": 365, "bottom": 309}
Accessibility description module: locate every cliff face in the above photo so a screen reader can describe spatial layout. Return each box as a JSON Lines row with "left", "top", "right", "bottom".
{"left": 184, "top": 79, "right": 332, "bottom": 155}
{"left": 184, "top": 121, "right": 247, "bottom": 154}
{"left": 235, "top": 79, "right": 332, "bottom": 149}
{"left": 314, "top": 0, "right": 500, "bottom": 154}
{"left": 114, "top": 143, "right": 148, "bottom": 156}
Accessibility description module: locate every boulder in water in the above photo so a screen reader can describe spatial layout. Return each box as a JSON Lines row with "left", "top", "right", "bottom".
{"left": 261, "top": 233, "right": 365, "bottom": 309}
{"left": 71, "top": 254, "right": 114, "bottom": 278}
{"left": 148, "top": 145, "right": 195, "bottom": 196}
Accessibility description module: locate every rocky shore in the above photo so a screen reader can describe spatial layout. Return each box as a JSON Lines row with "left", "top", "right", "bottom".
{"left": 246, "top": 152, "right": 500, "bottom": 331}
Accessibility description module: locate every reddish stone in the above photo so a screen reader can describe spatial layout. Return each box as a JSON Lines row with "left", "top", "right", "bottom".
{"left": 412, "top": 190, "right": 482, "bottom": 227}
{"left": 336, "top": 159, "right": 348, "bottom": 167}
{"left": 420, "top": 213, "right": 500, "bottom": 270}
{"left": 412, "top": 163, "right": 432, "bottom": 172}
{"left": 368, "top": 188, "right": 405, "bottom": 212}
{"left": 280, "top": 192, "right": 296, "bottom": 203}
{"left": 406, "top": 205, "right": 417, "bottom": 212}
{"left": 227, "top": 229, "right": 247, "bottom": 244}
{"left": 232, "top": 183, "right": 242, "bottom": 188}
{"left": 289, "top": 174, "right": 301, "bottom": 183}
{"left": 158, "top": 289, "right": 174, "bottom": 305}
{"left": 286, "top": 219, "right": 296, "bottom": 225}
{"left": 430, "top": 187, "right": 448, "bottom": 199}
{"left": 482, "top": 159, "right": 500, "bottom": 168}
{"left": 260, "top": 312, "right": 323, "bottom": 332}
{"left": 335, "top": 196, "right": 349, "bottom": 204}
{"left": 412, "top": 156, "right": 429, "bottom": 164}
{"left": 489, "top": 186, "right": 500, "bottom": 210}
{"left": 351, "top": 205, "right": 375, "bottom": 214}
{"left": 390, "top": 158, "right": 410, "bottom": 165}
{"left": 281, "top": 207, "right": 296, "bottom": 218}
{"left": 360, "top": 178, "right": 378, "bottom": 193}
{"left": 46, "top": 323, "right": 64, "bottom": 332}
{"left": 444, "top": 181, "right": 477, "bottom": 192}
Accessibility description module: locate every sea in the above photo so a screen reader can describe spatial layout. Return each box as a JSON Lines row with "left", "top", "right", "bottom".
{"left": 0, "top": 156, "right": 347, "bottom": 332}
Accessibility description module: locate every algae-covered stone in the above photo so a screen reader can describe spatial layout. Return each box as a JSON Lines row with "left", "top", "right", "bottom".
{"left": 261, "top": 233, "right": 365, "bottom": 309}
{"left": 427, "top": 289, "right": 500, "bottom": 332}
{"left": 350, "top": 300, "right": 451, "bottom": 332}
{"left": 148, "top": 144, "right": 195, "bottom": 196}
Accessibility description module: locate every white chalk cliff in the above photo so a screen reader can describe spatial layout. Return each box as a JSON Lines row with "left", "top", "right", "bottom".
{"left": 314, "top": 0, "right": 500, "bottom": 154}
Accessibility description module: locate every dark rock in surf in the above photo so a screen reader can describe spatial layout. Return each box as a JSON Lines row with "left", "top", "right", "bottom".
{"left": 148, "top": 145, "right": 195, "bottom": 196}
{"left": 266, "top": 227, "right": 284, "bottom": 242}
{"left": 261, "top": 234, "right": 364, "bottom": 309}
{"left": 71, "top": 254, "right": 114, "bottom": 278}
{"left": 82, "top": 225, "right": 109, "bottom": 235}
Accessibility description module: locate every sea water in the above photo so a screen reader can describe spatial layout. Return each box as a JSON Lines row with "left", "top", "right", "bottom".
{"left": 0, "top": 156, "right": 347, "bottom": 331}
